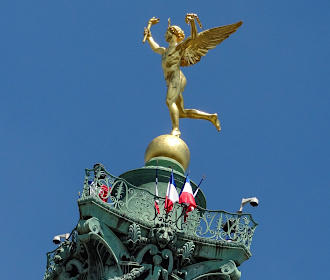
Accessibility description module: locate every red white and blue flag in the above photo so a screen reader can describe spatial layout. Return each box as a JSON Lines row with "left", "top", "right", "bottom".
{"left": 164, "top": 171, "right": 179, "bottom": 213}
{"left": 154, "top": 168, "right": 160, "bottom": 214}
{"left": 179, "top": 175, "right": 196, "bottom": 215}
{"left": 88, "top": 180, "right": 110, "bottom": 202}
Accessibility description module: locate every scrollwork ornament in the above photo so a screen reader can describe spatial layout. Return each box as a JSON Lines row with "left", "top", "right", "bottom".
{"left": 219, "top": 260, "right": 241, "bottom": 280}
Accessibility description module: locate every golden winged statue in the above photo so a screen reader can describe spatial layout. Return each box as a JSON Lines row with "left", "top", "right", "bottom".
{"left": 144, "top": 13, "right": 242, "bottom": 137}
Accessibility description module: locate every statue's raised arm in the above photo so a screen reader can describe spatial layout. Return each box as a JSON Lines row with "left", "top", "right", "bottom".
{"left": 185, "top": 13, "right": 203, "bottom": 40}
{"left": 177, "top": 15, "right": 242, "bottom": 67}
{"left": 143, "top": 17, "right": 166, "bottom": 55}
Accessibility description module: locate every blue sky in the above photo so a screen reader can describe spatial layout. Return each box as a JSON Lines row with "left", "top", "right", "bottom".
{"left": 1, "top": 0, "right": 329, "bottom": 279}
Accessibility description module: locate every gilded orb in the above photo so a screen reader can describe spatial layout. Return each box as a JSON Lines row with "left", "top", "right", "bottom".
{"left": 144, "top": 135, "right": 190, "bottom": 171}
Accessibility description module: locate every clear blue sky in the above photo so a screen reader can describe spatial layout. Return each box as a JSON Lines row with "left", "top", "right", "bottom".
{"left": 1, "top": 0, "right": 329, "bottom": 279}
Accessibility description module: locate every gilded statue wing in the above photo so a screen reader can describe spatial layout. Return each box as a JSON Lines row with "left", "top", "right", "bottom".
{"left": 177, "top": 21, "right": 243, "bottom": 67}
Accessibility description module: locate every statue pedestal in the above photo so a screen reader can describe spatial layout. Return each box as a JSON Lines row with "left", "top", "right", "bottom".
{"left": 144, "top": 134, "right": 190, "bottom": 173}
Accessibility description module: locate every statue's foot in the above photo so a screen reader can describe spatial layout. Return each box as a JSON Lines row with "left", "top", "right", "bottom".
{"left": 171, "top": 128, "right": 181, "bottom": 137}
{"left": 213, "top": 114, "right": 221, "bottom": 132}
{"left": 215, "top": 118, "right": 221, "bottom": 132}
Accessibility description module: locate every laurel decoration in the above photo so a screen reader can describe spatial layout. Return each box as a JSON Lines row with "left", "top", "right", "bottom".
{"left": 177, "top": 241, "right": 195, "bottom": 265}
{"left": 127, "top": 223, "right": 142, "bottom": 249}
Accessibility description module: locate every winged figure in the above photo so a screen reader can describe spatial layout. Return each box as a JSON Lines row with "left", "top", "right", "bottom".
{"left": 144, "top": 13, "right": 242, "bottom": 137}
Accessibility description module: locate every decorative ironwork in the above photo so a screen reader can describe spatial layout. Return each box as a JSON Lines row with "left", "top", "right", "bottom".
{"left": 44, "top": 232, "right": 90, "bottom": 280}
{"left": 79, "top": 165, "right": 258, "bottom": 250}
{"left": 184, "top": 209, "right": 257, "bottom": 249}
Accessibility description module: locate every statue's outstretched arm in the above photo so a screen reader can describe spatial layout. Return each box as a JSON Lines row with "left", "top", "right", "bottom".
{"left": 144, "top": 28, "right": 165, "bottom": 55}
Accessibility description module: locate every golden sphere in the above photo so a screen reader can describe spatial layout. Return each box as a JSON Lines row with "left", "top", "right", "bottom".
{"left": 144, "top": 135, "right": 190, "bottom": 171}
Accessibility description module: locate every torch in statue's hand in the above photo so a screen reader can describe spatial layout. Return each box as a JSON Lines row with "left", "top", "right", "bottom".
{"left": 143, "top": 17, "right": 160, "bottom": 43}
{"left": 185, "top": 13, "right": 203, "bottom": 29}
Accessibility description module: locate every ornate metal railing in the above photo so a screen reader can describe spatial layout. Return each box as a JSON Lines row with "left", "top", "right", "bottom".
{"left": 79, "top": 164, "right": 257, "bottom": 250}
{"left": 80, "top": 164, "right": 157, "bottom": 222}
{"left": 183, "top": 208, "right": 257, "bottom": 249}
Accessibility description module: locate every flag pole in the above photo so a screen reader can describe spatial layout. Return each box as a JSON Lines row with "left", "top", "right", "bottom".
{"left": 165, "top": 167, "right": 172, "bottom": 218}
{"left": 193, "top": 175, "right": 206, "bottom": 197}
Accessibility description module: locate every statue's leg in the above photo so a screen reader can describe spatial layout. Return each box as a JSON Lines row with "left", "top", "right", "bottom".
{"left": 166, "top": 82, "right": 181, "bottom": 137}
{"left": 176, "top": 72, "right": 220, "bottom": 131}
{"left": 176, "top": 94, "right": 221, "bottom": 132}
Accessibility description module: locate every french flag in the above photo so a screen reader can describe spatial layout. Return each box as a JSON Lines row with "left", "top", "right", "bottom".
{"left": 88, "top": 180, "right": 110, "bottom": 202}
{"left": 164, "top": 171, "right": 179, "bottom": 213}
{"left": 179, "top": 175, "right": 196, "bottom": 215}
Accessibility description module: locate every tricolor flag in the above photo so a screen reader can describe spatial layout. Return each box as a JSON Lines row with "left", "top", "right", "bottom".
{"left": 98, "top": 184, "right": 110, "bottom": 202}
{"left": 179, "top": 175, "right": 196, "bottom": 216}
{"left": 164, "top": 171, "right": 179, "bottom": 213}
{"left": 154, "top": 168, "right": 160, "bottom": 214}
{"left": 88, "top": 180, "right": 110, "bottom": 202}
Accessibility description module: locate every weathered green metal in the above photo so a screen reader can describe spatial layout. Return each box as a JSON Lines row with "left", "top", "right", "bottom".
{"left": 145, "top": 156, "right": 186, "bottom": 174}
{"left": 44, "top": 161, "right": 257, "bottom": 280}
